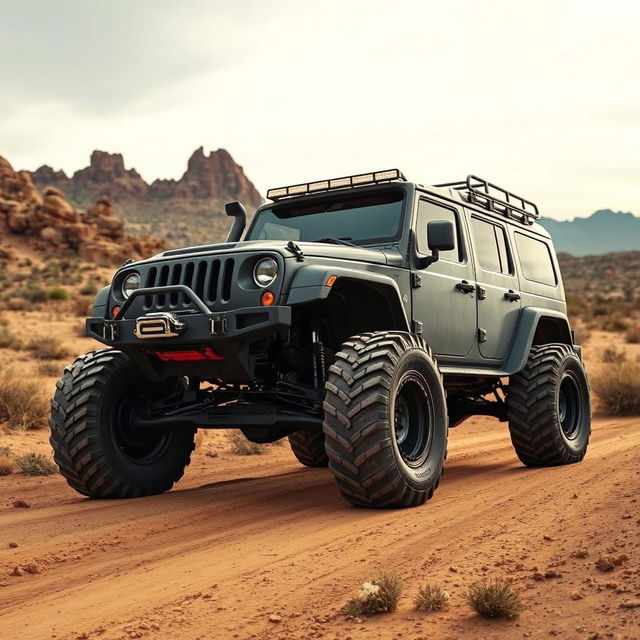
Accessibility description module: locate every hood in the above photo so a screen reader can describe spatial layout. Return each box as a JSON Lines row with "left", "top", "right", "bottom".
{"left": 142, "top": 239, "right": 390, "bottom": 266}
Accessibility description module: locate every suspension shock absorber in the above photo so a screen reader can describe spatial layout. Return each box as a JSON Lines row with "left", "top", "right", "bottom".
{"left": 311, "top": 330, "right": 326, "bottom": 389}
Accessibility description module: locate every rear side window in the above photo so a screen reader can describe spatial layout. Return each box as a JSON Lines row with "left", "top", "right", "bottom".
{"left": 416, "top": 200, "right": 462, "bottom": 262}
{"left": 470, "top": 218, "right": 512, "bottom": 274}
{"left": 515, "top": 232, "right": 557, "bottom": 285}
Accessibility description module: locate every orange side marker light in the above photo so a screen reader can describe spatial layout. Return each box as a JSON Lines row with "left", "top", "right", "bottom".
{"left": 326, "top": 275, "right": 337, "bottom": 287}
{"left": 261, "top": 291, "right": 275, "bottom": 306}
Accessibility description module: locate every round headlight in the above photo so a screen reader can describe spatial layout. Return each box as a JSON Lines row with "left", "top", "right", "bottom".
{"left": 253, "top": 257, "right": 278, "bottom": 288}
{"left": 122, "top": 272, "right": 142, "bottom": 299}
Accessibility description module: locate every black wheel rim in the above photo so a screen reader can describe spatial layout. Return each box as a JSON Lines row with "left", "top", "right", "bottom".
{"left": 112, "top": 391, "right": 171, "bottom": 464}
{"left": 558, "top": 371, "right": 582, "bottom": 440}
{"left": 393, "top": 373, "right": 433, "bottom": 467}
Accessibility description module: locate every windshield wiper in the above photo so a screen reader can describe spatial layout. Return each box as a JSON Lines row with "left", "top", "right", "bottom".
{"left": 313, "top": 237, "right": 358, "bottom": 247}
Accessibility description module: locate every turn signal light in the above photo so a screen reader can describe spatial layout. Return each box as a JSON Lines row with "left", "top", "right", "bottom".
{"left": 326, "top": 275, "right": 337, "bottom": 287}
{"left": 111, "top": 306, "right": 121, "bottom": 318}
{"left": 261, "top": 291, "right": 275, "bottom": 306}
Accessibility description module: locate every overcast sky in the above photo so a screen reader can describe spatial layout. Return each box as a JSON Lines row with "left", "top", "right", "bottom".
{"left": 1, "top": 0, "right": 638, "bottom": 220}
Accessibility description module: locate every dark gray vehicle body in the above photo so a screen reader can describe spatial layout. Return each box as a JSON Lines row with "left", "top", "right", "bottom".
{"left": 86, "top": 176, "right": 574, "bottom": 435}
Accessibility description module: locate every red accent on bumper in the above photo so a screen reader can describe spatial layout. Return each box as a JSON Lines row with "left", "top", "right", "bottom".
{"left": 153, "top": 347, "right": 224, "bottom": 362}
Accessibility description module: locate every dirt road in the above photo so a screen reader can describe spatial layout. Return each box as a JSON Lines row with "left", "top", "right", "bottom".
{"left": 1, "top": 416, "right": 639, "bottom": 640}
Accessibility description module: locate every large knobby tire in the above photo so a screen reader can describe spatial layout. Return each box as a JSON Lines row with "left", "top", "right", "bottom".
{"left": 288, "top": 428, "right": 329, "bottom": 467}
{"left": 323, "top": 332, "right": 448, "bottom": 508}
{"left": 50, "top": 349, "right": 196, "bottom": 498}
{"left": 508, "top": 343, "right": 591, "bottom": 467}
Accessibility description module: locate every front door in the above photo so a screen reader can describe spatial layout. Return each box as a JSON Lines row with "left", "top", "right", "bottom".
{"left": 413, "top": 198, "right": 477, "bottom": 357}
{"left": 468, "top": 215, "right": 522, "bottom": 360}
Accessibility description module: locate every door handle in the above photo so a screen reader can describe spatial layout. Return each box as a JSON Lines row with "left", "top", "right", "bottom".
{"left": 504, "top": 289, "right": 521, "bottom": 302}
{"left": 455, "top": 280, "right": 475, "bottom": 294}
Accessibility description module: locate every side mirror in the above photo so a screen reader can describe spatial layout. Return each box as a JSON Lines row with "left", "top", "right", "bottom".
{"left": 428, "top": 220, "right": 455, "bottom": 252}
{"left": 417, "top": 220, "right": 455, "bottom": 269}
{"left": 225, "top": 201, "right": 247, "bottom": 242}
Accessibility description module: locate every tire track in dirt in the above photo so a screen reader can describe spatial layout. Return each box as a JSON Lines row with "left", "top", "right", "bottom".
{"left": 0, "top": 417, "right": 638, "bottom": 640}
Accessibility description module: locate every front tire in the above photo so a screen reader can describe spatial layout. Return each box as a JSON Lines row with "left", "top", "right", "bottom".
{"left": 288, "top": 428, "right": 329, "bottom": 467}
{"left": 50, "top": 349, "right": 196, "bottom": 498}
{"left": 322, "top": 332, "right": 448, "bottom": 508}
{"left": 508, "top": 343, "right": 591, "bottom": 467}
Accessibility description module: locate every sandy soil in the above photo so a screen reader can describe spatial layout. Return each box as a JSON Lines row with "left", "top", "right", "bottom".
{"left": 1, "top": 299, "right": 639, "bottom": 639}
{"left": 0, "top": 413, "right": 639, "bottom": 640}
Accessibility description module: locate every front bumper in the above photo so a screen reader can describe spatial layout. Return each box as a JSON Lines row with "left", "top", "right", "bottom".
{"left": 86, "top": 285, "right": 291, "bottom": 382}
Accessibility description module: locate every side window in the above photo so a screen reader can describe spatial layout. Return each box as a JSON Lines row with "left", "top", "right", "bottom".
{"left": 471, "top": 217, "right": 505, "bottom": 273}
{"left": 515, "top": 232, "right": 557, "bottom": 286}
{"left": 417, "top": 200, "right": 461, "bottom": 262}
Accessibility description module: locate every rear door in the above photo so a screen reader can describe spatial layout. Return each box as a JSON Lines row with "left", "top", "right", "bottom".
{"left": 413, "top": 198, "right": 477, "bottom": 357}
{"left": 469, "top": 215, "right": 522, "bottom": 360}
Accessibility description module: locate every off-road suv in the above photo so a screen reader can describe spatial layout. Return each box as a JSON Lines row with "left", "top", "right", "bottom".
{"left": 50, "top": 170, "right": 591, "bottom": 508}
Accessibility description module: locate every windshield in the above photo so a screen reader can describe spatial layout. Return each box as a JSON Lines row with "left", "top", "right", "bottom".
{"left": 246, "top": 190, "right": 405, "bottom": 246}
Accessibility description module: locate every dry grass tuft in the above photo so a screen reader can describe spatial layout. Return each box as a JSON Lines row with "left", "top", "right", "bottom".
{"left": 38, "top": 361, "right": 63, "bottom": 377}
{"left": 14, "top": 452, "right": 57, "bottom": 476}
{"left": 344, "top": 573, "right": 403, "bottom": 616}
{"left": 414, "top": 583, "right": 450, "bottom": 613}
{"left": 601, "top": 347, "right": 626, "bottom": 364}
{"left": 0, "top": 455, "right": 15, "bottom": 476}
{"left": 0, "top": 325, "right": 23, "bottom": 349}
{"left": 0, "top": 371, "right": 49, "bottom": 430}
{"left": 27, "top": 337, "right": 72, "bottom": 361}
{"left": 225, "top": 431, "right": 266, "bottom": 455}
{"left": 466, "top": 579, "right": 523, "bottom": 620}
{"left": 626, "top": 325, "right": 640, "bottom": 344}
{"left": 592, "top": 362, "right": 640, "bottom": 416}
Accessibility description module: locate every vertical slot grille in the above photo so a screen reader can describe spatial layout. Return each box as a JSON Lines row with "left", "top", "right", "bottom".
{"left": 221, "top": 258, "right": 234, "bottom": 302}
{"left": 141, "top": 258, "right": 229, "bottom": 310}
{"left": 207, "top": 260, "right": 221, "bottom": 303}
{"left": 144, "top": 267, "right": 157, "bottom": 309}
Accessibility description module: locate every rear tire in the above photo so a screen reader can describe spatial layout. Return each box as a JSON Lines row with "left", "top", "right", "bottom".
{"left": 508, "top": 343, "right": 591, "bottom": 467}
{"left": 323, "top": 332, "right": 447, "bottom": 508}
{"left": 50, "top": 349, "right": 196, "bottom": 498}
{"left": 288, "top": 428, "right": 329, "bottom": 467}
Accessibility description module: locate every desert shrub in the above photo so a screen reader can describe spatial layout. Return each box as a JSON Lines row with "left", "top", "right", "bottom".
{"left": 47, "top": 287, "right": 69, "bottom": 301}
{"left": 601, "top": 347, "right": 626, "bottom": 364}
{"left": 0, "top": 455, "right": 15, "bottom": 476}
{"left": 14, "top": 286, "right": 47, "bottom": 304}
{"left": 592, "top": 363, "right": 640, "bottom": 416}
{"left": 0, "top": 371, "right": 49, "bottom": 430}
{"left": 602, "top": 316, "right": 628, "bottom": 332}
{"left": 0, "top": 325, "right": 23, "bottom": 349}
{"left": 79, "top": 282, "right": 98, "bottom": 296}
{"left": 626, "top": 326, "right": 640, "bottom": 344}
{"left": 4, "top": 297, "right": 33, "bottom": 311}
{"left": 344, "top": 573, "right": 403, "bottom": 616}
{"left": 73, "top": 297, "right": 92, "bottom": 317}
{"left": 414, "top": 583, "right": 450, "bottom": 613}
{"left": 14, "top": 453, "right": 57, "bottom": 476}
{"left": 38, "top": 362, "right": 62, "bottom": 377}
{"left": 27, "top": 337, "right": 71, "bottom": 360}
{"left": 225, "top": 431, "right": 265, "bottom": 455}
{"left": 466, "top": 579, "right": 523, "bottom": 620}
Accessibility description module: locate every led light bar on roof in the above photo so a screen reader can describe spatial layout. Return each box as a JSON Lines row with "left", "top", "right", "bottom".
{"left": 266, "top": 168, "right": 406, "bottom": 201}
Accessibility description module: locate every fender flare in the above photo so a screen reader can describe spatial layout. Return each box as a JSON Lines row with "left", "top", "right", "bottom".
{"left": 91, "top": 285, "right": 111, "bottom": 318}
{"left": 504, "top": 307, "right": 573, "bottom": 375}
{"left": 285, "top": 265, "right": 410, "bottom": 331}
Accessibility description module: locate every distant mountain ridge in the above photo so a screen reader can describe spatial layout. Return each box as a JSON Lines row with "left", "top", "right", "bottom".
{"left": 30, "top": 148, "right": 263, "bottom": 247}
{"left": 540, "top": 209, "right": 640, "bottom": 256}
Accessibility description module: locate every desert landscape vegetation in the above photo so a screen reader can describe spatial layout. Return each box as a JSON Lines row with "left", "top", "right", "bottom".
{"left": 0, "top": 147, "right": 639, "bottom": 639}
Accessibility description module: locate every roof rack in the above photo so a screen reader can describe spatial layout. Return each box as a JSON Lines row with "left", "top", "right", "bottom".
{"left": 267, "top": 169, "right": 406, "bottom": 201}
{"left": 434, "top": 175, "right": 540, "bottom": 225}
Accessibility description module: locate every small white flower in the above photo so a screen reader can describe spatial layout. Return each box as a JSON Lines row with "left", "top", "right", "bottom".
{"left": 359, "top": 581, "right": 381, "bottom": 600}
{"left": 442, "top": 591, "right": 450, "bottom": 600}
